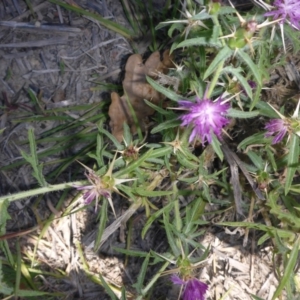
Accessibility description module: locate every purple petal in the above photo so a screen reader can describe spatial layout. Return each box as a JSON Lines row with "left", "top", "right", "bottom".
{"left": 264, "top": 0, "right": 300, "bottom": 29}
{"left": 74, "top": 185, "right": 94, "bottom": 191}
{"left": 170, "top": 274, "right": 185, "bottom": 285}
{"left": 178, "top": 96, "right": 230, "bottom": 145}
{"left": 101, "top": 190, "right": 111, "bottom": 199}
{"left": 264, "top": 119, "right": 288, "bottom": 144}
{"left": 83, "top": 190, "right": 97, "bottom": 204}
{"left": 183, "top": 278, "right": 208, "bottom": 300}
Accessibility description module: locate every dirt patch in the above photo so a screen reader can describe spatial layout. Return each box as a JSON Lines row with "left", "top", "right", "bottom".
{"left": 1, "top": 1, "right": 300, "bottom": 300}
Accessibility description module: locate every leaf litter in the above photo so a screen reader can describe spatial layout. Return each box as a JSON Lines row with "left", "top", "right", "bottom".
{"left": 0, "top": 0, "right": 300, "bottom": 299}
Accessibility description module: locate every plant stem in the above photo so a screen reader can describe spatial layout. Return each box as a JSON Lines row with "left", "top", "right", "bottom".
{"left": 206, "top": 60, "right": 225, "bottom": 98}
{"left": 207, "top": 14, "right": 225, "bottom": 98}
{"left": 140, "top": 261, "right": 170, "bottom": 297}
{"left": 0, "top": 181, "right": 86, "bottom": 203}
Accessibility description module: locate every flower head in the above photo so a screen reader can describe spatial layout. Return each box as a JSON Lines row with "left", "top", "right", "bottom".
{"left": 265, "top": 100, "right": 300, "bottom": 144}
{"left": 74, "top": 157, "right": 135, "bottom": 216}
{"left": 178, "top": 93, "right": 230, "bottom": 145}
{"left": 264, "top": 0, "right": 300, "bottom": 30}
{"left": 75, "top": 168, "right": 111, "bottom": 205}
{"left": 248, "top": 80, "right": 257, "bottom": 89}
{"left": 171, "top": 275, "right": 208, "bottom": 300}
{"left": 264, "top": 118, "right": 289, "bottom": 144}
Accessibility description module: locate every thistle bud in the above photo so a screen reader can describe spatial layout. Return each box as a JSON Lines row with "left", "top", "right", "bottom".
{"left": 256, "top": 170, "right": 272, "bottom": 191}
{"left": 228, "top": 19, "right": 258, "bottom": 49}
{"left": 122, "top": 144, "right": 139, "bottom": 163}
{"left": 246, "top": 20, "right": 258, "bottom": 34}
{"left": 228, "top": 27, "right": 248, "bottom": 49}
{"left": 207, "top": 0, "right": 221, "bottom": 15}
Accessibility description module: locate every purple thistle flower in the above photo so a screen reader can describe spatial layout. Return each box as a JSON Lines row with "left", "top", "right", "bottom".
{"left": 171, "top": 275, "right": 208, "bottom": 300}
{"left": 178, "top": 93, "right": 230, "bottom": 145}
{"left": 264, "top": 0, "right": 300, "bottom": 30}
{"left": 75, "top": 169, "right": 111, "bottom": 205}
{"left": 265, "top": 118, "right": 289, "bottom": 144}
{"left": 248, "top": 80, "right": 257, "bottom": 89}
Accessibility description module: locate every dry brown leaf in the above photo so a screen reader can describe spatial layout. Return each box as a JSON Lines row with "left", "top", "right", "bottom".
{"left": 108, "top": 50, "right": 174, "bottom": 141}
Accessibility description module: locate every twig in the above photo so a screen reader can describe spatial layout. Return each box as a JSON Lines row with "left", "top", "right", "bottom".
{"left": 0, "top": 21, "right": 82, "bottom": 33}
{"left": 221, "top": 142, "right": 265, "bottom": 218}
{"left": 0, "top": 37, "right": 68, "bottom": 48}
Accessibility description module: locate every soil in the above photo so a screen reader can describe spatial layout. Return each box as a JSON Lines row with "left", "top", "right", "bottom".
{"left": 1, "top": 1, "right": 300, "bottom": 300}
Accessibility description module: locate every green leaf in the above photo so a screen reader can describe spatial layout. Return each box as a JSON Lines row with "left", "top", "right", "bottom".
{"left": 163, "top": 211, "right": 180, "bottom": 257}
{"left": 237, "top": 133, "right": 267, "bottom": 151}
{"left": 0, "top": 181, "right": 82, "bottom": 204}
{"left": 0, "top": 200, "right": 10, "bottom": 236}
{"left": 115, "top": 149, "right": 153, "bottom": 177}
{"left": 212, "top": 133, "right": 223, "bottom": 161}
{"left": 250, "top": 82, "right": 262, "bottom": 110}
{"left": 15, "top": 240, "right": 21, "bottom": 296}
{"left": 119, "top": 0, "right": 139, "bottom": 34}
{"left": 227, "top": 108, "right": 260, "bottom": 118}
{"left": 176, "top": 151, "right": 199, "bottom": 170}
{"left": 198, "top": 46, "right": 207, "bottom": 75}
{"left": 16, "top": 290, "right": 59, "bottom": 297}
{"left": 218, "top": 221, "right": 295, "bottom": 241}
{"left": 134, "top": 188, "right": 174, "bottom": 197}
{"left": 150, "top": 118, "right": 181, "bottom": 134}
{"left": 184, "top": 198, "right": 207, "bottom": 233}
{"left": 20, "top": 128, "right": 47, "bottom": 187}
{"left": 247, "top": 151, "right": 264, "bottom": 170}
{"left": 142, "top": 202, "right": 173, "bottom": 238}
{"left": 221, "top": 66, "right": 252, "bottom": 98}
{"left": 140, "top": 261, "right": 170, "bottom": 297}
{"left": 95, "top": 133, "right": 105, "bottom": 167}
{"left": 266, "top": 146, "right": 278, "bottom": 172}
{"left": 94, "top": 200, "right": 108, "bottom": 252}
{"left": 204, "top": 46, "right": 232, "bottom": 79}
{"left": 20, "top": 261, "right": 36, "bottom": 290}
{"left": 97, "top": 125, "right": 123, "bottom": 151}
{"left": 285, "top": 134, "right": 300, "bottom": 195}
{"left": 0, "top": 261, "right": 13, "bottom": 295}
{"left": 268, "top": 191, "right": 300, "bottom": 229}
{"left": 133, "top": 253, "right": 150, "bottom": 294}
{"left": 122, "top": 122, "right": 133, "bottom": 146}
{"left": 48, "top": 0, "right": 134, "bottom": 40}
{"left": 27, "top": 88, "right": 45, "bottom": 114}
{"left": 99, "top": 274, "right": 118, "bottom": 300}
{"left": 236, "top": 50, "right": 262, "bottom": 84}
{"left": 146, "top": 146, "right": 173, "bottom": 159}
{"left": 121, "top": 287, "right": 127, "bottom": 300}
{"left": 191, "top": 11, "right": 211, "bottom": 21}
{"left": 144, "top": 99, "right": 174, "bottom": 116}
{"left": 146, "top": 77, "right": 181, "bottom": 102}
{"left": 218, "top": 6, "right": 236, "bottom": 14}
{"left": 255, "top": 101, "right": 280, "bottom": 118}
{"left": 272, "top": 238, "right": 300, "bottom": 300}
{"left": 113, "top": 247, "right": 148, "bottom": 257}
{"left": 175, "top": 36, "right": 222, "bottom": 49}
{"left": 168, "top": 23, "right": 185, "bottom": 38}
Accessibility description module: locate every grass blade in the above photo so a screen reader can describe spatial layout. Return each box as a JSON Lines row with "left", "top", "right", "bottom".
{"left": 48, "top": 0, "right": 134, "bottom": 39}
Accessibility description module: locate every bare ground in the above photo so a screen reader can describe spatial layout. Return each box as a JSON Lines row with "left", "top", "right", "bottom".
{"left": 1, "top": 1, "right": 300, "bottom": 300}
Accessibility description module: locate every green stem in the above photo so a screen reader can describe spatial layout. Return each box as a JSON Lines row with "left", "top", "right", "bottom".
{"left": 0, "top": 181, "right": 86, "bottom": 203}
{"left": 172, "top": 182, "right": 183, "bottom": 253}
{"left": 140, "top": 261, "right": 170, "bottom": 297}
{"left": 207, "top": 14, "right": 225, "bottom": 98}
{"left": 206, "top": 60, "right": 224, "bottom": 98}
{"left": 192, "top": 197, "right": 206, "bottom": 223}
{"left": 174, "top": 198, "right": 182, "bottom": 232}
